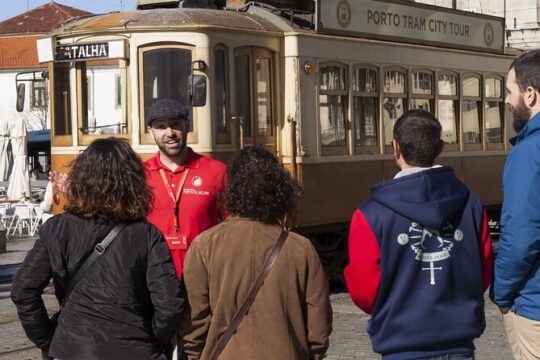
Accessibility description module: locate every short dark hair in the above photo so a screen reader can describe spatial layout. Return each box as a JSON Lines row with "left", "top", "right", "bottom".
{"left": 393, "top": 109, "right": 442, "bottom": 167}
{"left": 65, "top": 137, "right": 153, "bottom": 223}
{"left": 226, "top": 146, "right": 301, "bottom": 226}
{"left": 510, "top": 50, "right": 540, "bottom": 93}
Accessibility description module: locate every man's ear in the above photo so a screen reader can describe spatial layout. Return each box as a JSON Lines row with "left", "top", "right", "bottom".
{"left": 147, "top": 126, "right": 156, "bottom": 141}
{"left": 392, "top": 139, "right": 401, "bottom": 159}
{"left": 524, "top": 86, "right": 538, "bottom": 108}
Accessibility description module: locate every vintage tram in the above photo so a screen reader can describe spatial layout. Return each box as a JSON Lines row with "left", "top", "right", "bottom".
{"left": 28, "top": 0, "right": 516, "bottom": 282}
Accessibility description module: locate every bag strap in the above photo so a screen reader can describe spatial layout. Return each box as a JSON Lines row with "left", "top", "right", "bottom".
{"left": 209, "top": 229, "right": 289, "bottom": 360}
{"left": 63, "top": 224, "right": 126, "bottom": 303}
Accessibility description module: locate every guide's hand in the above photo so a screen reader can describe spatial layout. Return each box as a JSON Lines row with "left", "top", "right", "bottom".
{"left": 49, "top": 171, "right": 67, "bottom": 194}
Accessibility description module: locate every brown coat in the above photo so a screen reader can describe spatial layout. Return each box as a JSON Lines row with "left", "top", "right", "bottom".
{"left": 180, "top": 216, "right": 333, "bottom": 360}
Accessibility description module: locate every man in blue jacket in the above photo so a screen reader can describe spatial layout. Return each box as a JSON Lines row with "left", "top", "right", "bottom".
{"left": 492, "top": 49, "right": 540, "bottom": 359}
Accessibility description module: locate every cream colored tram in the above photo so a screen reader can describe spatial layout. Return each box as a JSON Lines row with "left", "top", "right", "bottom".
{"left": 33, "top": 0, "right": 516, "bottom": 282}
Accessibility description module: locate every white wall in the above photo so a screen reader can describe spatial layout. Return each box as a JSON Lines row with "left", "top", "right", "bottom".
{"left": 0, "top": 70, "right": 50, "bottom": 131}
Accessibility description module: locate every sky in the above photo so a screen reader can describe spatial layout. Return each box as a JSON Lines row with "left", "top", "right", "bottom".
{"left": 0, "top": 0, "right": 137, "bottom": 22}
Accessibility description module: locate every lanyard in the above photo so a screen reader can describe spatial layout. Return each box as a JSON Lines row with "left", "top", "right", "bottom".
{"left": 159, "top": 168, "right": 190, "bottom": 235}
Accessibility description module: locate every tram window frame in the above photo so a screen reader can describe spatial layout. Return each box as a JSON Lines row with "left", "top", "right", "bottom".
{"left": 51, "top": 62, "right": 72, "bottom": 146}
{"left": 436, "top": 71, "right": 459, "bottom": 151}
{"left": 383, "top": 66, "right": 408, "bottom": 153}
{"left": 461, "top": 73, "right": 482, "bottom": 150}
{"left": 411, "top": 69, "right": 434, "bottom": 114}
{"left": 484, "top": 75, "right": 505, "bottom": 150}
{"left": 318, "top": 62, "right": 349, "bottom": 156}
{"left": 138, "top": 43, "right": 197, "bottom": 145}
{"left": 233, "top": 46, "right": 276, "bottom": 151}
{"left": 76, "top": 59, "right": 129, "bottom": 145}
{"left": 352, "top": 65, "right": 379, "bottom": 155}
{"left": 214, "top": 45, "right": 230, "bottom": 145}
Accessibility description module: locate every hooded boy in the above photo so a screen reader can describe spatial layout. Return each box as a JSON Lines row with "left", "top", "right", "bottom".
{"left": 344, "top": 109, "right": 493, "bottom": 360}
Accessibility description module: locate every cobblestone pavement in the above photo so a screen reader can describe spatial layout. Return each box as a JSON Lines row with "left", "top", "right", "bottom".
{"left": 0, "top": 236, "right": 513, "bottom": 359}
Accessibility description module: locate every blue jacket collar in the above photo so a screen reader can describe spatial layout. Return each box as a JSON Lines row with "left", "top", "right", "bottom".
{"left": 510, "top": 111, "right": 540, "bottom": 146}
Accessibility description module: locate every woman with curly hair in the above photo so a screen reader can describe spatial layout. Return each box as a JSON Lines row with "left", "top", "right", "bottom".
{"left": 181, "top": 146, "right": 333, "bottom": 360}
{"left": 12, "top": 137, "right": 184, "bottom": 360}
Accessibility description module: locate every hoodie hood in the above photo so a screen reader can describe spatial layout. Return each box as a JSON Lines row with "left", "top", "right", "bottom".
{"left": 370, "top": 166, "right": 469, "bottom": 229}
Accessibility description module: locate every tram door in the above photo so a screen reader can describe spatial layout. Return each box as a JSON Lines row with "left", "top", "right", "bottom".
{"left": 234, "top": 47, "right": 276, "bottom": 152}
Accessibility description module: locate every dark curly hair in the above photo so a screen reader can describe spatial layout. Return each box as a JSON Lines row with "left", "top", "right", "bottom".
{"left": 65, "top": 137, "right": 153, "bottom": 223}
{"left": 226, "top": 146, "right": 301, "bottom": 226}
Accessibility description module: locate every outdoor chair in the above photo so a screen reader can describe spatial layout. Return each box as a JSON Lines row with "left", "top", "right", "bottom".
{"left": 7, "top": 203, "right": 33, "bottom": 236}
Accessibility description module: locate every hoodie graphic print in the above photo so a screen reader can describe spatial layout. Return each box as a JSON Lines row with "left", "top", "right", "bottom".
{"left": 344, "top": 167, "right": 493, "bottom": 359}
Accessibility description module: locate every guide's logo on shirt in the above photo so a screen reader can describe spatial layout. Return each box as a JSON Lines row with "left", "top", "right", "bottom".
{"left": 192, "top": 176, "right": 203, "bottom": 187}
{"left": 397, "top": 222, "right": 464, "bottom": 286}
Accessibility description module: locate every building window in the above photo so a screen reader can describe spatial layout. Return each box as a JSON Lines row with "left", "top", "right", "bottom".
{"left": 214, "top": 47, "right": 229, "bottom": 144}
{"left": 485, "top": 75, "right": 504, "bottom": 147}
{"left": 437, "top": 72, "right": 458, "bottom": 145}
{"left": 462, "top": 73, "right": 482, "bottom": 146}
{"left": 31, "top": 81, "right": 47, "bottom": 109}
{"left": 411, "top": 70, "right": 434, "bottom": 113}
{"left": 383, "top": 68, "right": 407, "bottom": 147}
{"left": 352, "top": 66, "right": 378, "bottom": 151}
{"left": 319, "top": 63, "right": 348, "bottom": 155}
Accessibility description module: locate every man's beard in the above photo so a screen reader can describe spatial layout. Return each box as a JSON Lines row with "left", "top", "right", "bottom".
{"left": 157, "top": 141, "right": 186, "bottom": 158}
{"left": 510, "top": 98, "right": 531, "bottom": 133}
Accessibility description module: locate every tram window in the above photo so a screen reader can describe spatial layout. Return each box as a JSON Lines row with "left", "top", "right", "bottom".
{"left": 256, "top": 57, "right": 272, "bottom": 136}
{"left": 437, "top": 73, "right": 458, "bottom": 145}
{"left": 352, "top": 67, "right": 378, "bottom": 150}
{"left": 411, "top": 70, "right": 434, "bottom": 113}
{"left": 142, "top": 48, "right": 192, "bottom": 135}
{"left": 53, "top": 62, "right": 72, "bottom": 139}
{"left": 319, "top": 64, "right": 348, "bottom": 154}
{"left": 383, "top": 68, "right": 407, "bottom": 147}
{"left": 214, "top": 48, "right": 229, "bottom": 144}
{"left": 79, "top": 60, "right": 126, "bottom": 136}
{"left": 485, "top": 76, "right": 504, "bottom": 147}
{"left": 462, "top": 74, "right": 482, "bottom": 146}
{"left": 235, "top": 55, "right": 251, "bottom": 137}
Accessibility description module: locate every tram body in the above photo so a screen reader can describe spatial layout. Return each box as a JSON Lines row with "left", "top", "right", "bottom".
{"left": 34, "top": 0, "right": 516, "bottom": 281}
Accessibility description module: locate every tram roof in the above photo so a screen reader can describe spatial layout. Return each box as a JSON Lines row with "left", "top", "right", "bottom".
{"left": 49, "top": 7, "right": 296, "bottom": 36}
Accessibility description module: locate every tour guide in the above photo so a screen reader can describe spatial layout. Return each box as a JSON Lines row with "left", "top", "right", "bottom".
{"left": 145, "top": 99, "right": 226, "bottom": 278}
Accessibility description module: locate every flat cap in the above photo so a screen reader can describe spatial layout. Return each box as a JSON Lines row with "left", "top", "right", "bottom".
{"left": 146, "top": 98, "right": 190, "bottom": 127}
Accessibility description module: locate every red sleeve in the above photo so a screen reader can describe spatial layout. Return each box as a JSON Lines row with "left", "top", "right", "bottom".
{"left": 344, "top": 209, "right": 381, "bottom": 314}
{"left": 480, "top": 208, "right": 494, "bottom": 292}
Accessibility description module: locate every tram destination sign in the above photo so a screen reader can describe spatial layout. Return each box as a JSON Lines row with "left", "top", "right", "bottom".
{"left": 54, "top": 40, "right": 127, "bottom": 62}
{"left": 317, "top": 0, "right": 504, "bottom": 54}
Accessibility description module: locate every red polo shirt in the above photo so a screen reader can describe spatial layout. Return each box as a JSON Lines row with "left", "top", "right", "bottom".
{"left": 144, "top": 148, "right": 226, "bottom": 278}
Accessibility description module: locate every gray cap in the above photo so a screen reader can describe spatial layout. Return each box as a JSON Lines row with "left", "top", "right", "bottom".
{"left": 146, "top": 99, "right": 190, "bottom": 127}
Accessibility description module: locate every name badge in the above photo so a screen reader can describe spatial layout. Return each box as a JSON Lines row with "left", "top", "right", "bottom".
{"left": 165, "top": 234, "right": 188, "bottom": 250}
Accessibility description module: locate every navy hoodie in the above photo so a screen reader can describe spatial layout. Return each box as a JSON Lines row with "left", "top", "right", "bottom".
{"left": 345, "top": 166, "right": 493, "bottom": 359}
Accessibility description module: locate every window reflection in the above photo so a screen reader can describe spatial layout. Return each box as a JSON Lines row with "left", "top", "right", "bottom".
{"left": 353, "top": 69, "right": 377, "bottom": 92}
{"left": 438, "top": 99, "right": 458, "bottom": 144}
{"left": 412, "top": 72, "right": 432, "bottom": 95}
{"left": 320, "top": 65, "right": 348, "bottom": 148}
{"left": 215, "top": 49, "right": 228, "bottom": 142}
{"left": 486, "top": 101, "right": 502, "bottom": 143}
{"left": 256, "top": 57, "right": 272, "bottom": 136}
{"left": 353, "top": 97, "right": 377, "bottom": 146}
{"left": 438, "top": 74, "right": 457, "bottom": 96}
{"left": 463, "top": 75, "right": 480, "bottom": 97}
{"left": 383, "top": 97, "right": 404, "bottom": 144}
{"left": 462, "top": 101, "right": 481, "bottom": 144}
{"left": 384, "top": 70, "right": 405, "bottom": 93}
{"left": 235, "top": 55, "right": 251, "bottom": 137}
{"left": 53, "top": 63, "right": 71, "bottom": 136}
{"left": 486, "top": 77, "right": 502, "bottom": 98}
{"left": 143, "top": 48, "right": 192, "bottom": 132}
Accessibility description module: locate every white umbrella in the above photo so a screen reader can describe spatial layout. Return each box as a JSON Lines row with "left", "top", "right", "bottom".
{"left": 7, "top": 121, "right": 30, "bottom": 200}
{"left": 0, "top": 120, "right": 11, "bottom": 181}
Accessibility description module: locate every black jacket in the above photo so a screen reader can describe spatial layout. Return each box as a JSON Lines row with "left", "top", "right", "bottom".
{"left": 11, "top": 213, "right": 185, "bottom": 360}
